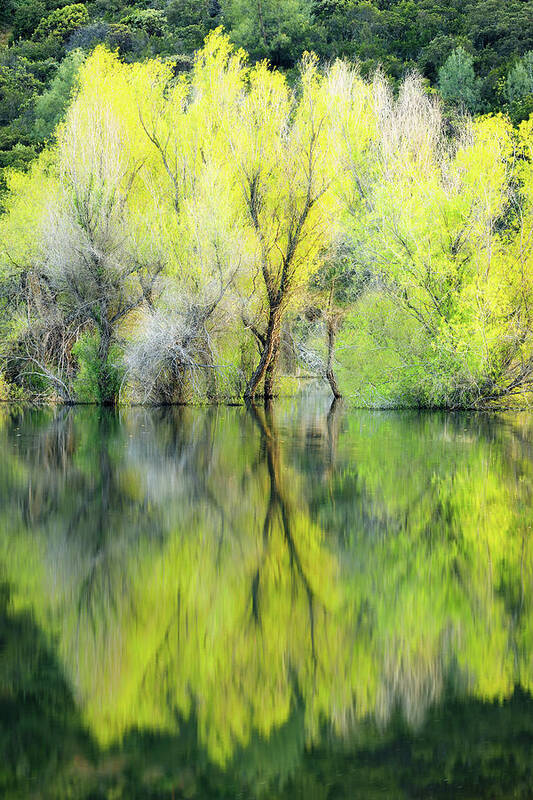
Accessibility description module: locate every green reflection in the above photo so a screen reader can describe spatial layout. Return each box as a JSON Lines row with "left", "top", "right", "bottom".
{"left": 1, "top": 402, "right": 533, "bottom": 797}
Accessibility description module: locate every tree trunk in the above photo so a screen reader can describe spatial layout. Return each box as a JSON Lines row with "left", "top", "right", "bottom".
{"left": 325, "top": 318, "right": 342, "bottom": 399}
{"left": 173, "top": 369, "right": 184, "bottom": 403}
{"left": 246, "top": 400, "right": 316, "bottom": 658}
{"left": 202, "top": 338, "right": 217, "bottom": 402}
{"left": 244, "top": 305, "right": 281, "bottom": 401}
{"left": 264, "top": 336, "right": 280, "bottom": 399}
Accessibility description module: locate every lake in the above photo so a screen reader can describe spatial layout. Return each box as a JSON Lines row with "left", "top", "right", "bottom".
{"left": 1, "top": 400, "right": 533, "bottom": 798}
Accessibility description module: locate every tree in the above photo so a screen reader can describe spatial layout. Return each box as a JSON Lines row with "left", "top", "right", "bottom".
{"left": 0, "top": 55, "right": 42, "bottom": 126}
{"left": 33, "top": 4, "right": 90, "bottom": 43}
{"left": 221, "top": 0, "right": 317, "bottom": 67}
{"left": 33, "top": 48, "right": 85, "bottom": 140}
{"left": 340, "top": 74, "right": 533, "bottom": 407}
{"left": 1, "top": 33, "right": 533, "bottom": 408}
{"left": 230, "top": 54, "right": 338, "bottom": 400}
{"left": 12, "top": 0, "right": 46, "bottom": 40}
{"left": 0, "top": 48, "right": 164, "bottom": 402}
{"left": 438, "top": 46, "right": 481, "bottom": 112}
{"left": 506, "top": 52, "right": 533, "bottom": 100}
{"left": 119, "top": 9, "right": 167, "bottom": 38}
{"left": 300, "top": 239, "right": 371, "bottom": 398}
{"left": 166, "top": 0, "right": 217, "bottom": 52}
{"left": 129, "top": 34, "right": 248, "bottom": 402}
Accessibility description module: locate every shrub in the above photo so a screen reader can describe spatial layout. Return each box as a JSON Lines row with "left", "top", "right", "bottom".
{"left": 72, "top": 333, "right": 123, "bottom": 404}
{"left": 66, "top": 22, "right": 110, "bottom": 51}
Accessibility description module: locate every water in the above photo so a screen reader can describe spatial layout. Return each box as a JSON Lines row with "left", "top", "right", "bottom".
{"left": 1, "top": 400, "right": 533, "bottom": 798}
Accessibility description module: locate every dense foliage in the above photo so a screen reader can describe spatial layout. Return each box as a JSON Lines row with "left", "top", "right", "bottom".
{"left": 0, "top": 0, "right": 532, "bottom": 191}
{"left": 0, "top": 31, "right": 532, "bottom": 407}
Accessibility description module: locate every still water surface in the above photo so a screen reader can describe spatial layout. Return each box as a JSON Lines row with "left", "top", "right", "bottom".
{"left": 1, "top": 400, "right": 533, "bottom": 798}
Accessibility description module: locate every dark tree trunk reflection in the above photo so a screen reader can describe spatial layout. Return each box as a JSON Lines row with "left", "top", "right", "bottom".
{"left": 247, "top": 400, "right": 317, "bottom": 662}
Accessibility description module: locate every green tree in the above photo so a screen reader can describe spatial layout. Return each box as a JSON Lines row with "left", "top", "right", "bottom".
{"left": 12, "top": 0, "right": 47, "bottom": 40}
{"left": 438, "top": 46, "right": 481, "bottom": 112}
{"left": 0, "top": 58, "right": 40, "bottom": 125}
{"left": 33, "top": 48, "right": 84, "bottom": 140}
{"left": 506, "top": 50, "right": 533, "bottom": 102}
{"left": 221, "top": 0, "right": 316, "bottom": 67}
{"left": 119, "top": 9, "right": 167, "bottom": 38}
{"left": 33, "top": 3, "right": 89, "bottom": 43}
{"left": 166, "top": 0, "right": 217, "bottom": 52}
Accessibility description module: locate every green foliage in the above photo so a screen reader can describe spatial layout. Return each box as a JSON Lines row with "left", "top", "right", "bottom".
{"left": 12, "top": 0, "right": 47, "bottom": 41}
{"left": 0, "top": 371, "right": 26, "bottom": 400}
{"left": 105, "top": 22, "right": 148, "bottom": 55}
{"left": 166, "top": 0, "right": 218, "bottom": 51}
{"left": 0, "top": 57, "right": 41, "bottom": 125}
{"left": 438, "top": 46, "right": 481, "bottom": 112}
{"left": 504, "top": 50, "right": 533, "bottom": 123}
{"left": 313, "top": 0, "right": 533, "bottom": 90}
{"left": 33, "top": 47, "right": 84, "bottom": 139}
{"left": 338, "top": 101, "right": 533, "bottom": 407}
{"left": 119, "top": 8, "right": 167, "bottom": 37}
{"left": 0, "top": 0, "right": 531, "bottom": 208}
{"left": 33, "top": 4, "right": 89, "bottom": 43}
{"left": 0, "top": 2, "right": 14, "bottom": 27}
{"left": 508, "top": 94, "right": 533, "bottom": 126}
{"left": 222, "top": 0, "right": 316, "bottom": 67}
{"left": 72, "top": 332, "right": 123, "bottom": 403}
{"left": 0, "top": 33, "right": 532, "bottom": 408}
{"left": 505, "top": 51, "right": 533, "bottom": 102}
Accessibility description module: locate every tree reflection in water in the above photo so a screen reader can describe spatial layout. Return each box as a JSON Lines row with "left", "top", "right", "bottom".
{"left": 1, "top": 401, "right": 533, "bottom": 797}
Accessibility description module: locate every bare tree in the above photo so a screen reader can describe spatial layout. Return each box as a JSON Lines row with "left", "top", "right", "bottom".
{"left": 124, "top": 281, "right": 240, "bottom": 403}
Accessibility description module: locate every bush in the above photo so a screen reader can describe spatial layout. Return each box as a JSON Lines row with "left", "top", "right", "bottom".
{"left": 506, "top": 93, "right": 533, "bottom": 126}
{"left": 0, "top": 372, "right": 10, "bottom": 400}
{"left": 0, "top": 59, "right": 41, "bottom": 125}
{"left": 106, "top": 24, "right": 148, "bottom": 56}
{"left": 66, "top": 22, "right": 109, "bottom": 51}
{"left": 0, "top": 372, "right": 26, "bottom": 401}
{"left": 72, "top": 333, "right": 123, "bottom": 404}
{"left": 68, "top": 22, "right": 148, "bottom": 57}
